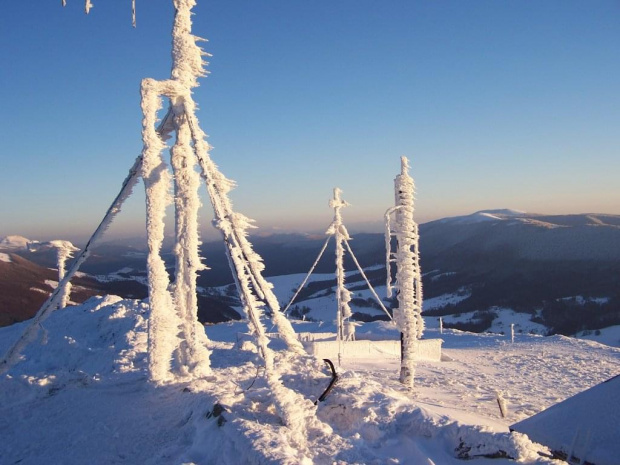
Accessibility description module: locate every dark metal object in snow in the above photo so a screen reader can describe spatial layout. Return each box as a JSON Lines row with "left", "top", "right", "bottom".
{"left": 206, "top": 403, "right": 228, "bottom": 427}
{"left": 315, "top": 358, "right": 338, "bottom": 405}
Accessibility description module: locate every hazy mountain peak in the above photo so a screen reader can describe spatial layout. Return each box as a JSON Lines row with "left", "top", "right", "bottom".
{"left": 0, "top": 235, "right": 38, "bottom": 250}
{"left": 438, "top": 208, "right": 526, "bottom": 225}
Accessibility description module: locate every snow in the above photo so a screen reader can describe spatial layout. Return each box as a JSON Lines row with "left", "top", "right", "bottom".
{"left": 559, "top": 295, "right": 610, "bottom": 306}
{"left": 439, "top": 308, "right": 547, "bottom": 336}
{"left": 94, "top": 268, "right": 149, "bottom": 286}
{"left": 3, "top": 297, "right": 618, "bottom": 464}
{"left": 423, "top": 289, "right": 471, "bottom": 311}
{"left": 429, "top": 271, "right": 457, "bottom": 281}
{"left": 486, "top": 308, "right": 547, "bottom": 335}
{"left": 0, "top": 235, "right": 36, "bottom": 250}
{"left": 511, "top": 375, "right": 620, "bottom": 465}
{"left": 0, "top": 253, "right": 11, "bottom": 263}
{"left": 576, "top": 324, "right": 620, "bottom": 348}
{"left": 438, "top": 209, "right": 526, "bottom": 225}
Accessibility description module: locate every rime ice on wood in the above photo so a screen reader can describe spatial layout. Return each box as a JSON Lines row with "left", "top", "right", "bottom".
{"left": 47, "top": 240, "right": 80, "bottom": 309}
{"left": 136, "top": 0, "right": 316, "bottom": 435}
{"left": 140, "top": 81, "right": 182, "bottom": 384}
{"left": 326, "top": 188, "right": 354, "bottom": 342}
{"left": 26, "top": 240, "right": 79, "bottom": 309}
{"left": 385, "top": 156, "right": 423, "bottom": 388}
{"left": 139, "top": 0, "right": 220, "bottom": 382}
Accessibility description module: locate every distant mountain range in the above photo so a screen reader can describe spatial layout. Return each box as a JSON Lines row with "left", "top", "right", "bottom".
{"left": 419, "top": 210, "right": 620, "bottom": 335}
{"left": 2, "top": 210, "right": 619, "bottom": 335}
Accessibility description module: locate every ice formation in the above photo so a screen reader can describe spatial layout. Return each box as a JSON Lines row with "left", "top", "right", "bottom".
{"left": 48, "top": 240, "right": 80, "bottom": 309}
{"left": 133, "top": 0, "right": 322, "bottom": 436}
{"left": 385, "top": 156, "right": 423, "bottom": 388}
{"left": 326, "top": 188, "right": 354, "bottom": 342}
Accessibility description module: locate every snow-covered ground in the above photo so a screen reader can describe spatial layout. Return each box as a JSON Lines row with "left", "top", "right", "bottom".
{"left": 94, "top": 267, "right": 149, "bottom": 286}
{"left": 2, "top": 296, "right": 618, "bottom": 464}
{"left": 576, "top": 324, "right": 620, "bottom": 348}
{"left": 434, "top": 308, "right": 547, "bottom": 336}
{"left": 423, "top": 290, "right": 472, "bottom": 312}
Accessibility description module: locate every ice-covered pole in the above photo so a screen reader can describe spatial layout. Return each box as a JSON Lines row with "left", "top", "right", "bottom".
{"left": 48, "top": 240, "right": 80, "bottom": 309}
{"left": 390, "top": 156, "right": 423, "bottom": 388}
{"left": 327, "top": 188, "right": 353, "bottom": 342}
{"left": 139, "top": 0, "right": 214, "bottom": 382}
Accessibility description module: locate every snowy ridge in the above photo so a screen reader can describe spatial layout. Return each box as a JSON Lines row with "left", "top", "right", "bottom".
{"left": 437, "top": 209, "right": 526, "bottom": 225}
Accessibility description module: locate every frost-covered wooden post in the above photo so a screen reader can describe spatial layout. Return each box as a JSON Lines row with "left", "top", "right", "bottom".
{"left": 385, "top": 156, "right": 423, "bottom": 388}
{"left": 327, "top": 188, "right": 354, "bottom": 343}
{"left": 48, "top": 241, "right": 80, "bottom": 309}
{"left": 140, "top": 0, "right": 222, "bottom": 383}
{"left": 138, "top": 0, "right": 317, "bottom": 438}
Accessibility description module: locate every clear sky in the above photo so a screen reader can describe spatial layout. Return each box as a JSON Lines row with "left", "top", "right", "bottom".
{"left": 1, "top": 1, "right": 619, "bottom": 243}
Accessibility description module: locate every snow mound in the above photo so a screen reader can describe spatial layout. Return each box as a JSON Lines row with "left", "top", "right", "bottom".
{"left": 0, "top": 253, "right": 11, "bottom": 263}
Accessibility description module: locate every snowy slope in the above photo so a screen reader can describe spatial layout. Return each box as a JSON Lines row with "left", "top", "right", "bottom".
{"left": 511, "top": 375, "right": 620, "bottom": 465}
{"left": 576, "top": 325, "right": 620, "bottom": 348}
{"left": 2, "top": 297, "right": 619, "bottom": 463}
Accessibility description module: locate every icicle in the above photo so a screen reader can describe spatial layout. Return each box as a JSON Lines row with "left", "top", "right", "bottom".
{"left": 62, "top": 0, "right": 67, "bottom": 7}
{"left": 85, "top": 0, "right": 93, "bottom": 14}
{"left": 132, "top": 0, "right": 136, "bottom": 28}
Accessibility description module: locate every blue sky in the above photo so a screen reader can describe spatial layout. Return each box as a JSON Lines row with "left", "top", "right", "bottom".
{"left": 1, "top": 1, "right": 619, "bottom": 242}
